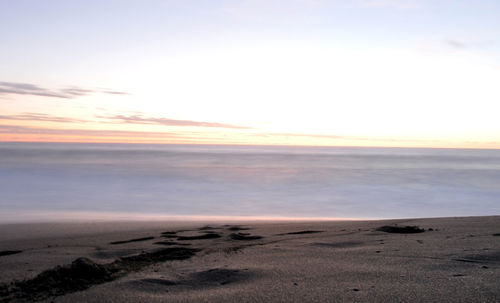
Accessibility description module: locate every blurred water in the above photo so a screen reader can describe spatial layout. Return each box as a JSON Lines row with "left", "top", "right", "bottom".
{"left": 1, "top": 142, "right": 499, "bottom": 222}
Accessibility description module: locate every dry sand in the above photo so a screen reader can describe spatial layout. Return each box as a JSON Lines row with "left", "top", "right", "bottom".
{"left": 0, "top": 216, "right": 499, "bottom": 302}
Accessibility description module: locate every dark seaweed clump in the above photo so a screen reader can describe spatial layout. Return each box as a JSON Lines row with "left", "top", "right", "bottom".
{"left": 154, "top": 241, "right": 191, "bottom": 246}
{"left": 376, "top": 225, "right": 425, "bottom": 234}
{"left": 177, "top": 233, "right": 221, "bottom": 240}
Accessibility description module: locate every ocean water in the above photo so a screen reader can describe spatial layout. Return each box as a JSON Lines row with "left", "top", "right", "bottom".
{"left": 1, "top": 142, "right": 499, "bottom": 222}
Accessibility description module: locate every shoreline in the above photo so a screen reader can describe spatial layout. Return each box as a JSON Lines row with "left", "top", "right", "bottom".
{"left": 0, "top": 210, "right": 377, "bottom": 225}
{"left": 1, "top": 216, "right": 499, "bottom": 302}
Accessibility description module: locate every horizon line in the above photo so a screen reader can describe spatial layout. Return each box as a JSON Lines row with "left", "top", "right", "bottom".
{"left": 1, "top": 140, "right": 500, "bottom": 151}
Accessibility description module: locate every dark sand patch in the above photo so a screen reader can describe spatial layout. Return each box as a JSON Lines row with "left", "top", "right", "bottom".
{"left": 279, "top": 230, "right": 324, "bottom": 235}
{"left": 493, "top": 233, "right": 500, "bottom": 236}
{"left": 189, "top": 268, "right": 251, "bottom": 286}
{"left": 139, "top": 278, "right": 177, "bottom": 286}
{"left": 223, "top": 246, "right": 246, "bottom": 254}
{"left": 129, "top": 278, "right": 178, "bottom": 289}
{"left": 161, "top": 231, "right": 177, "bottom": 235}
{"left": 198, "top": 226, "right": 219, "bottom": 231}
{"left": 313, "top": 241, "right": 362, "bottom": 248}
{"left": 227, "top": 226, "right": 250, "bottom": 231}
{"left": 0, "top": 247, "right": 198, "bottom": 302}
{"left": 0, "top": 250, "right": 22, "bottom": 257}
{"left": 154, "top": 241, "right": 191, "bottom": 246}
{"left": 110, "top": 237, "right": 155, "bottom": 245}
{"left": 453, "top": 258, "right": 481, "bottom": 264}
{"left": 91, "top": 249, "right": 143, "bottom": 260}
{"left": 161, "top": 234, "right": 178, "bottom": 239}
{"left": 177, "top": 233, "right": 221, "bottom": 241}
{"left": 463, "top": 251, "right": 500, "bottom": 263}
{"left": 127, "top": 268, "right": 252, "bottom": 292}
{"left": 161, "top": 230, "right": 192, "bottom": 236}
{"left": 229, "top": 233, "right": 262, "bottom": 241}
{"left": 0, "top": 257, "right": 116, "bottom": 301}
{"left": 376, "top": 225, "right": 425, "bottom": 234}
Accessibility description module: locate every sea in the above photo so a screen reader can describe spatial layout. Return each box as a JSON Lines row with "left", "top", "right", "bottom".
{"left": 1, "top": 142, "right": 499, "bottom": 222}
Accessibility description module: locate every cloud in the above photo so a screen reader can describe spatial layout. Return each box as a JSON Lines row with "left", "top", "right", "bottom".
{"left": 0, "top": 124, "right": 182, "bottom": 138}
{"left": 98, "top": 114, "right": 252, "bottom": 129}
{"left": 445, "top": 39, "right": 467, "bottom": 49}
{"left": 0, "top": 113, "right": 87, "bottom": 123}
{"left": 256, "top": 132, "right": 343, "bottom": 139}
{"left": 0, "top": 82, "right": 129, "bottom": 99}
{"left": 0, "top": 112, "right": 252, "bottom": 130}
{"left": 0, "top": 82, "right": 69, "bottom": 98}
{"left": 0, "top": 124, "right": 233, "bottom": 144}
{"left": 100, "top": 90, "right": 130, "bottom": 96}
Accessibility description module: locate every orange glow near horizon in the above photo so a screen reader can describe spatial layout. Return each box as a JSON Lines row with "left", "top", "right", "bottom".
{"left": 2, "top": 45, "right": 500, "bottom": 149}
{"left": 2, "top": 2, "right": 500, "bottom": 150}
{"left": 0, "top": 209, "right": 377, "bottom": 224}
{"left": 2, "top": 122, "right": 500, "bottom": 149}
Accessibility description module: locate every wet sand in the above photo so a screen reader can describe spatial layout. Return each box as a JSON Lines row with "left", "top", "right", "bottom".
{"left": 1, "top": 216, "right": 499, "bottom": 302}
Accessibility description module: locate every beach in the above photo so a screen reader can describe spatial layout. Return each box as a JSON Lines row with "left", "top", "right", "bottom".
{"left": 1, "top": 216, "right": 499, "bottom": 302}
{"left": 3, "top": 1, "right": 500, "bottom": 302}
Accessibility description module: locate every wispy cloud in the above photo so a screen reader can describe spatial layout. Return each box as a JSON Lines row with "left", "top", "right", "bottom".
{"left": 445, "top": 39, "right": 467, "bottom": 49}
{"left": 0, "top": 113, "right": 87, "bottom": 123}
{"left": 256, "top": 132, "right": 343, "bottom": 139}
{"left": 0, "top": 124, "right": 231, "bottom": 143}
{"left": 98, "top": 114, "right": 252, "bottom": 129}
{"left": 256, "top": 132, "right": 433, "bottom": 143}
{"left": 0, "top": 112, "right": 253, "bottom": 130}
{"left": 0, "top": 82, "right": 129, "bottom": 99}
{"left": 0, "top": 124, "right": 181, "bottom": 138}
{"left": 360, "top": 0, "right": 421, "bottom": 10}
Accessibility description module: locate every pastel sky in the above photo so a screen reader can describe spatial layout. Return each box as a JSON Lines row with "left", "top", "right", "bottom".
{"left": 1, "top": 0, "right": 500, "bottom": 147}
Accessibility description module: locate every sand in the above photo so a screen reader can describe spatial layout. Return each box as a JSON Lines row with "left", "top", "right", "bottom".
{"left": 0, "top": 216, "right": 499, "bottom": 302}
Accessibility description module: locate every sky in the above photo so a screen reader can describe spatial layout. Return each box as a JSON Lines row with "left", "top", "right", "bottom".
{"left": 1, "top": 0, "right": 500, "bottom": 148}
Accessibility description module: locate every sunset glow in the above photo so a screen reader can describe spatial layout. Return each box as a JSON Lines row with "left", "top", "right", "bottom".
{"left": 1, "top": 1, "right": 500, "bottom": 148}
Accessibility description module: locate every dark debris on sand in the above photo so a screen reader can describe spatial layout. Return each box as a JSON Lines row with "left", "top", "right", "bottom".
{"left": 376, "top": 225, "right": 425, "bottom": 234}
{"left": 0, "top": 250, "right": 22, "bottom": 257}
{"left": 177, "top": 233, "right": 222, "bottom": 240}
{"left": 154, "top": 241, "right": 191, "bottom": 246}
{"left": 280, "top": 230, "right": 324, "bottom": 235}
{"left": 227, "top": 226, "right": 250, "bottom": 231}
{"left": 161, "top": 231, "right": 177, "bottom": 236}
{"left": 0, "top": 247, "right": 199, "bottom": 302}
{"left": 110, "top": 236, "right": 155, "bottom": 245}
